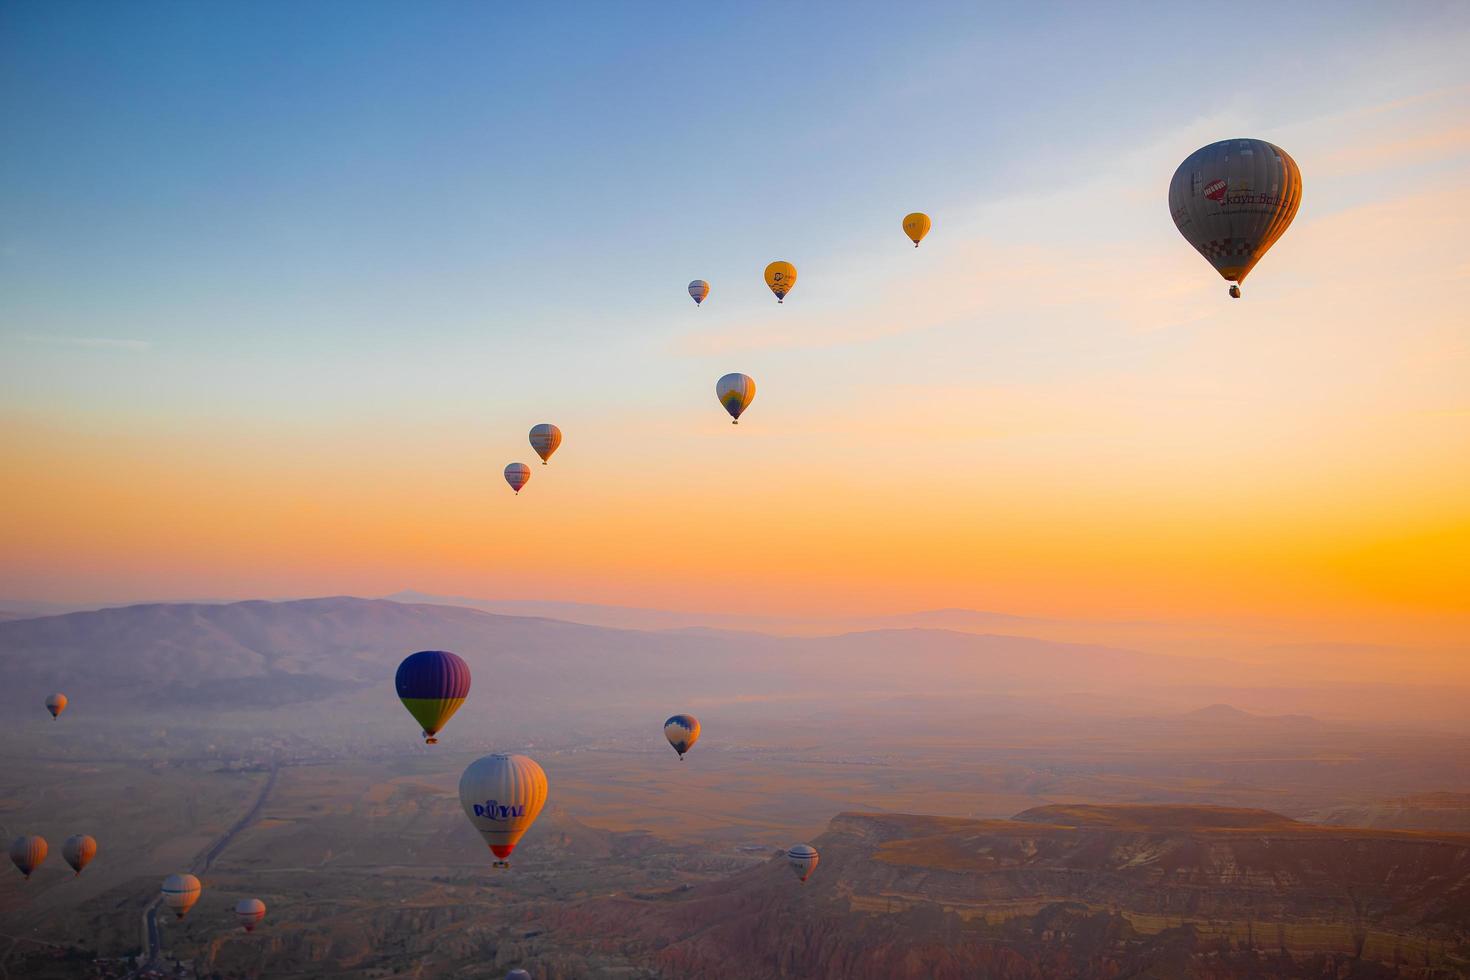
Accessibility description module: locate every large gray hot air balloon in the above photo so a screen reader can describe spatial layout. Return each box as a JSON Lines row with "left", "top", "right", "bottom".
{"left": 1168, "top": 138, "right": 1302, "bottom": 298}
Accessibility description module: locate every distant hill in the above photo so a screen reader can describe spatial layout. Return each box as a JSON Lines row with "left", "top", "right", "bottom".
{"left": 1314, "top": 792, "right": 1470, "bottom": 833}
{"left": 0, "top": 596, "right": 1247, "bottom": 718}
{"left": 548, "top": 805, "right": 1470, "bottom": 979}
{"left": 1181, "top": 702, "right": 1318, "bottom": 726}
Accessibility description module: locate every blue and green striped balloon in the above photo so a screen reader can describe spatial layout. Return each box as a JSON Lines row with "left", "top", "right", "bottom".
{"left": 396, "top": 650, "right": 471, "bottom": 744}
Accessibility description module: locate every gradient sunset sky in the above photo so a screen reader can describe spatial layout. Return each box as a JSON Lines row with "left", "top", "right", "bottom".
{"left": 2, "top": 3, "right": 1467, "bottom": 655}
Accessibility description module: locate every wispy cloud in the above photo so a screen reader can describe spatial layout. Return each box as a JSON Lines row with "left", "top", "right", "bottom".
{"left": 13, "top": 333, "right": 152, "bottom": 351}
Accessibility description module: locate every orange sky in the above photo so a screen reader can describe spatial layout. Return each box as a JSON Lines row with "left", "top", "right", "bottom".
{"left": 2, "top": 31, "right": 1468, "bottom": 669}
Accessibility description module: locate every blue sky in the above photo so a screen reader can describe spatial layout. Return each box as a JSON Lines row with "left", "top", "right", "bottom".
{"left": 1, "top": 2, "right": 1468, "bottom": 641}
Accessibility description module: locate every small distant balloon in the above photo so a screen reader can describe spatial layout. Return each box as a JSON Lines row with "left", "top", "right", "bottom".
{"left": 764, "top": 261, "right": 796, "bottom": 303}
{"left": 235, "top": 898, "right": 267, "bottom": 932}
{"left": 902, "top": 212, "right": 931, "bottom": 247}
{"left": 506, "top": 971, "right": 532, "bottom": 980}
{"left": 459, "top": 754, "right": 548, "bottom": 869}
{"left": 529, "top": 424, "right": 562, "bottom": 465}
{"left": 45, "top": 693, "right": 67, "bottom": 719}
{"left": 688, "top": 280, "right": 710, "bottom": 307}
{"left": 161, "top": 873, "right": 201, "bottom": 919}
{"left": 395, "top": 650, "right": 471, "bottom": 745}
{"left": 663, "top": 714, "right": 701, "bottom": 759}
{"left": 787, "top": 844, "right": 818, "bottom": 883}
{"left": 62, "top": 835, "right": 96, "bottom": 876}
{"left": 9, "top": 836, "right": 47, "bottom": 880}
{"left": 1168, "top": 138, "right": 1302, "bottom": 298}
{"left": 504, "top": 463, "right": 532, "bottom": 495}
{"left": 715, "top": 373, "right": 755, "bottom": 424}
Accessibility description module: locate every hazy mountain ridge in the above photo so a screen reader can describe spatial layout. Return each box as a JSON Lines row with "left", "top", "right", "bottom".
{"left": 0, "top": 596, "right": 1241, "bottom": 715}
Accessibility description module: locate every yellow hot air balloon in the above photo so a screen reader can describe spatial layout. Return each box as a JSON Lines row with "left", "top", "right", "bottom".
{"left": 764, "top": 261, "right": 796, "bottom": 303}
{"left": 902, "top": 212, "right": 931, "bottom": 247}
{"left": 45, "top": 693, "right": 67, "bottom": 719}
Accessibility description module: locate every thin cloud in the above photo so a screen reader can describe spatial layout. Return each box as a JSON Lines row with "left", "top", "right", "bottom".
{"left": 14, "top": 333, "right": 152, "bottom": 351}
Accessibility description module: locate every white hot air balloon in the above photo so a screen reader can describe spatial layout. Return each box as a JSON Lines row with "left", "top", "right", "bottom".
{"left": 715, "top": 373, "right": 755, "bottom": 424}
{"left": 235, "top": 898, "right": 267, "bottom": 932}
{"left": 459, "top": 754, "right": 548, "bottom": 868}
{"left": 787, "top": 844, "right": 818, "bottom": 883}
{"left": 161, "top": 873, "right": 201, "bottom": 919}
{"left": 529, "top": 424, "right": 562, "bottom": 465}
{"left": 504, "top": 463, "right": 532, "bottom": 495}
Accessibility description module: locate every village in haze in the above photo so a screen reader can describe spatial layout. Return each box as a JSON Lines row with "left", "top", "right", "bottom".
{"left": 2, "top": 2, "right": 1468, "bottom": 979}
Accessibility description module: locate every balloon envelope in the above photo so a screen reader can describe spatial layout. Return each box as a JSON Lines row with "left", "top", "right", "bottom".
{"left": 162, "top": 873, "right": 201, "bottom": 919}
{"left": 459, "top": 754, "right": 548, "bottom": 867}
{"left": 504, "top": 463, "right": 532, "bottom": 494}
{"left": 529, "top": 424, "right": 562, "bottom": 464}
{"left": 506, "top": 971, "right": 532, "bottom": 980}
{"left": 715, "top": 373, "right": 756, "bottom": 423}
{"left": 763, "top": 261, "right": 796, "bottom": 302}
{"left": 902, "top": 212, "right": 931, "bottom": 246}
{"left": 62, "top": 834, "right": 96, "bottom": 876}
{"left": 688, "top": 280, "right": 709, "bottom": 306}
{"left": 395, "top": 650, "right": 471, "bottom": 744}
{"left": 787, "top": 844, "right": 819, "bottom": 883}
{"left": 664, "top": 714, "right": 700, "bottom": 758}
{"left": 1168, "top": 138, "right": 1301, "bottom": 294}
{"left": 45, "top": 693, "right": 67, "bottom": 718}
{"left": 9, "top": 836, "right": 47, "bottom": 879}
{"left": 235, "top": 898, "right": 267, "bottom": 932}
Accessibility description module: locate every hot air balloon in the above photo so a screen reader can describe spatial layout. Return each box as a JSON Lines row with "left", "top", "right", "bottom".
{"left": 787, "top": 844, "right": 818, "bottom": 883}
{"left": 9, "top": 836, "right": 46, "bottom": 880}
{"left": 62, "top": 835, "right": 96, "bottom": 877}
{"left": 529, "top": 424, "right": 562, "bottom": 465}
{"left": 161, "top": 873, "right": 201, "bottom": 919}
{"left": 235, "top": 898, "right": 267, "bottom": 932}
{"left": 663, "top": 714, "right": 700, "bottom": 760}
{"left": 506, "top": 971, "right": 532, "bottom": 980}
{"left": 459, "top": 754, "right": 548, "bottom": 869}
{"left": 395, "top": 650, "right": 471, "bottom": 745}
{"left": 715, "top": 373, "right": 755, "bottom": 424}
{"left": 504, "top": 462, "right": 531, "bottom": 495}
{"left": 1169, "top": 138, "right": 1301, "bottom": 298}
{"left": 688, "top": 280, "right": 710, "bottom": 307}
{"left": 902, "top": 212, "right": 931, "bottom": 247}
{"left": 764, "top": 261, "right": 796, "bottom": 303}
{"left": 45, "top": 693, "right": 67, "bottom": 719}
